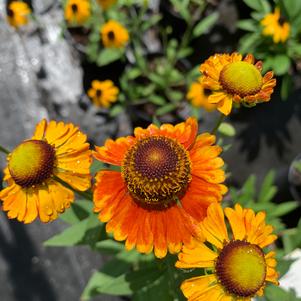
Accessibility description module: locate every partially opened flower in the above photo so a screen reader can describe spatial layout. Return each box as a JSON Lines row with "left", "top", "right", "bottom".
{"left": 93, "top": 117, "right": 227, "bottom": 258}
{"left": 0, "top": 120, "right": 91, "bottom": 223}
{"left": 187, "top": 77, "right": 217, "bottom": 112}
{"left": 261, "top": 8, "right": 290, "bottom": 43}
{"left": 200, "top": 53, "right": 276, "bottom": 115}
{"left": 87, "top": 80, "right": 119, "bottom": 108}
{"left": 97, "top": 0, "right": 117, "bottom": 10}
{"left": 176, "top": 203, "right": 279, "bottom": 300}
{"left": 7, "top": 1, "right": 31, "bottom": 28}
{"left": 100, "top": 20, "right": 129, "bottom": 48}
{"left": 65, "top": 0, "right": 91, "bottom": 25}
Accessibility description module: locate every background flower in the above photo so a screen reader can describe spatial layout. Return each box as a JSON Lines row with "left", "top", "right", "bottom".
{"left": 261, "top": 8, "right": 290, "bottom": 43}
{"left": 7, "top": 1, "right": 31, "bottom": 28}
{"left": 87, "top": 79, "right": 119, "bottom": 108}
{"left": 64, "top": 0, "right": 91, "bottom": 25}
{"left": 100, "top": 20, "right": 129, "bottom": 48}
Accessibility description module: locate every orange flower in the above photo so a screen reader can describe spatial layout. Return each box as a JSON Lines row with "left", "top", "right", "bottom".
{"left": 100, "top": 20, "right": 129, "bottom": 48}
{"left": 187, "top": 77, "right": 217, "bottom": 112}
{"left": 176, "top": 203, "right": 279, "bottom": 300}
{"left": 64, "top": 0, "right": 91, "bottom": 25}
{"left": 87, "top": 79, "right": 119, "bottom": 108}
{"left": 261, "top": 8, "right": 290, "bottom": 43}
{"left": 200, "top": 53, "right": 276, "bottom": 115}
{"left": 0, "top": 120, "right": 92, "bottom": 223}
{"left": 7, "top": 1, "right": 31, "bottom": 28}
{"left": 93, "top": 117, "right": 227, "bottom": 258}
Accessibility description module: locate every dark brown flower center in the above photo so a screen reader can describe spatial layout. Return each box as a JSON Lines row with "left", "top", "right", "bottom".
{"left": 122, "top": 136, "right": 191, "bottom": 210}
{"left": 107, "top": 30, "right": 115, "bottom": 40}
{"left": 71, "top": 4, "right": 78, "bottom": 13}
{"left": 7, "top": 8, "right": 14, "bottom": 17}
{"left": 8, "top": 140, "right": 56, "bottom": 188}
{"left": 216, "top": 240, "right": 267, "bottom": 297}
{"left": 96, "top": 89, "right": 102, "bottom": 98}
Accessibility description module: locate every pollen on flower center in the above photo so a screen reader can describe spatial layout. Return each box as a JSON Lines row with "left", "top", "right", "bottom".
{"left": 216, "top": 240, "right": 266, "bottom": 297}
{"left": 122, "top": 136, "right": 191, "bottom": 209}
{"left": 8, "top": 140, "right": 56, "bottom": 188}
{"left": 219, "top": 61, "right": 263, "bottom": 97}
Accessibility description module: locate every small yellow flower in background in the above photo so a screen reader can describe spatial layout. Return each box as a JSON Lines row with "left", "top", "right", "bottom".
{"left": 176, "top": 203, "right": 279, "bottom": 301}
{"left": 101, "top": 20, "right": 129, "bottom": 48}
{"left": 7, "top": 1, "right": 31, "bottom": 28}
{"left": 0, "top": 120, "right": 91, "bottom": 223}
{"left": 200, "top": 53, "right": 276, "bottom": 115}
{"left": 93, "top": 117, "right": 227, "bottom": 258}
{"left": 187, "top": 77, "right": 217, "bottom": 112}
{"left": 87, "top": 80, "right": 119, "bottom": 108}
{"left": 261, "top": 8, "right": 290, "bottom": 43}
{"left": 64, "top": 0, "right": 91, "bottom": 25}
{"left": 97, "top": 0, "right": 117, "bottom": 10}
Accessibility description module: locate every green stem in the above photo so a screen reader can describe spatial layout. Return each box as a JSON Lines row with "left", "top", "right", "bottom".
{"left": 0, "top": 144, "right": 10, "bottom": 155}
{"left": 211, "top": 113, "right": 225, "bottom": 135}
{"left": 53, "top": 175, "right": 92, "bottom": 200}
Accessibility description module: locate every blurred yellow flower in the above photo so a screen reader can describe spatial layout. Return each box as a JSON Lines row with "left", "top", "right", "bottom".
{"left": 7, "top": 1, "right": 31, "bottom": 28}
{"left": 261, "top": 8, "right": 290, "bottom": 43}
{"left": 65, "top": 0, "right": 91, "bottom": 25}
{"left": 200, "top": 53, "right": 276, "bottom": 115}
{"left": 0, "top": 120, "right": 92, "bottom": 223}
{"left": 87, "top": 80, "right": 119, "bottom": 108}
{"left": 187, "top": 77, "right": 217, "bottom": 112}
{"left": 101, "top": 20, "right": 129, "bottom": 48}
{"left": 97, "top": 0, "right": 117, "bottom": 10}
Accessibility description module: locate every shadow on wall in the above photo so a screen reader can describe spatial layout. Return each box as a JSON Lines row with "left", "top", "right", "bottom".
{"left": 0, "top": 170, "right": 56, "bottom": 301}
{"left": 230, "top": 87, "right": 301, "bottom": 162}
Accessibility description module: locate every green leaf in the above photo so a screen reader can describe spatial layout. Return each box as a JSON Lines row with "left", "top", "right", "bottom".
{"left": 141, "top": 14, "right": 162, "bottom": 31}
{"left": 218, "top": 122, "right": 236, "bottom": 137}
{"left": 156, "top": 104, "right": 177, "bottom": 116}
{"left": 264, "top": 285, "right": 301, "bottom": 301}
{"left": 90, "top": 160, "right": 105, "bottom": 175}
{"left": 126, "top": 68, "right": 142, "bottom": 80}
{"left": 166, "top": 90, "right": 183, "bottom": 102}
{"left": 238, "top": 32, "right": 260, "bottom": 54}
{"left": 242, "top": 0, "right": 270, "bottom": 12}
{"left": 236, "top": 19, "right": 258, "bottom": 32}
{"left": 93, "top": 239, "right": 124, "bottom": 254}
{"left": 169, "top": 0, "right": 190, "bottom": 22}
{"left": 60, "top": 200, "right": 93, "bottom": 225}
{"left": 150, "top": 95, "right": 166, "bottom": 106}
{"left": 44, "top": 218, "right": 89, "bottom": 247}
{"left": 44, "top": 214, "right": 105, "bottom": 247}
{"left": 177, "top": 47, "right": 193, "bottom": 59}
{"left": 281, "top": 74, "right": 293, "bottom": 100}
{"left": 258, "top": 170, "right": 277, "bottom": 203}
{"left": 82, "top": 255, "right": 163, "bottom": 299}
{"left": 96, "top": 48, "right": 123, "bottom": 66}
{"left": 109, "top": 104, "right": 124, "bottom": 117}
{"left": 242, "top": 175, "right": 256, "bottom": 200}
{"left": 273, "top": 54, "right": 291, "bottom": 76}
{"left": 280, "top": 0, "right": 301, "bottom": 19}
{"left": 269, "top": 201, "right": 300, "bottom": 217}
{"left": 193, "top": 12, "right": 219, "bottom": 37}
{"left": 148, "top": 73, "right": 166, "bottom": 88}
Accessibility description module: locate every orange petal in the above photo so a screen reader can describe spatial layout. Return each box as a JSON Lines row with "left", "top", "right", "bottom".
{"left": 93, "top": 136, "right": 135, "bottom": 166}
